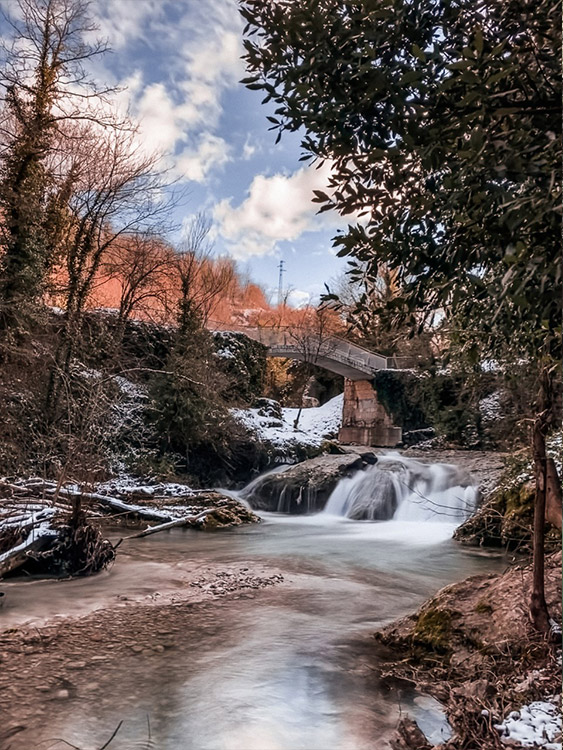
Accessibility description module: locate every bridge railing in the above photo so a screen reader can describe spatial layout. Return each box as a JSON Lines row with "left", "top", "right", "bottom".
{"left": 212, "top": 323, "right": 389, "bottom": 372}
{"left": 267, "top": 342, "right": 381, "bottom": 375}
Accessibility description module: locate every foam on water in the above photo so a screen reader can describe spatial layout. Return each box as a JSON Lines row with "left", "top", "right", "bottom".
{"left": 324, "top": 453, "right": 477, "bottom": 524}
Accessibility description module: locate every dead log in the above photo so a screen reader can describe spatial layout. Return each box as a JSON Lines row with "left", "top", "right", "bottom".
{"left": 0, "top": 527, "right": 58, "bottom": 578}
{"left": 0, "top": 508, "right": 57, "bottom": 533}
{"left": 46, "top": 488, "right": 174, "bottom": 523}
{"left": 121, "top": 509, "right": 217, "bottom": 540}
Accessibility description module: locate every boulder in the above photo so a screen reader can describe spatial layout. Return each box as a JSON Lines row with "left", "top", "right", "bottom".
{"left": 241, "top": 453, "right": 368, "bottom": 514}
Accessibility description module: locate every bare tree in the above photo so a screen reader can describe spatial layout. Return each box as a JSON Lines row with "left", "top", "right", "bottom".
{"left": 47, "top": 123, "right": 170, "bottom": 408}
{"left": 0, "top": 0, "right": 119, "bottom": 328}
{"left": 100, "top": 233, "right": 176, "bottom": 340}
{"left": 173, "top": 213, "right": 236, "bottom": 331}
{"left": 288, "top": 304, "right": 339, "bottom": 428}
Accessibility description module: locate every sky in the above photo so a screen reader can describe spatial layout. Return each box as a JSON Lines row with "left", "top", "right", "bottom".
{"left": 1, "top": 0, "right": 352, "bottom": 307}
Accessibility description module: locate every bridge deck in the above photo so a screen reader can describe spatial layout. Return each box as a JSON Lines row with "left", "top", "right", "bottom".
{"left": 220, "top": 326, "right": 388, "bottom": 380}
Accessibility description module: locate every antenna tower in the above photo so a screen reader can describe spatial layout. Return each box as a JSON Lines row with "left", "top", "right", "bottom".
{"left": 277, "top": 259, "right": 285, "bottom": 306}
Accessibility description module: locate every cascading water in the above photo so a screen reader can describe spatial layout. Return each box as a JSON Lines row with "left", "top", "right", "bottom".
{"left": 324, "top": 454, "right": 477, "bottom": 524}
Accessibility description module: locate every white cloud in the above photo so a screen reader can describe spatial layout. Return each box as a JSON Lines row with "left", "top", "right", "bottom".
{"left": 175, "top": 134, "right": 231, "bottom": 182}
{"left": 242, "top": 136, "right": 257, "bottom": 160}
{"left": 88, "top": 0, "right": 244, "bottom": 184}
{"left": 213, "top": 162, "right": 341, "bottom": 259}
{"left": 91, "top": 1, "right": 164, "bottom": 50}
{"left": 287, "top": 289, "right": 312, "bottom": 308}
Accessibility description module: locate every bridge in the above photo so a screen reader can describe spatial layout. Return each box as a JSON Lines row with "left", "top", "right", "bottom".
{"left": 213, "top": 324, "right": 403, "bottom": 448}
{"left": 236, "top": 326, "right": 389, "bottom": 380}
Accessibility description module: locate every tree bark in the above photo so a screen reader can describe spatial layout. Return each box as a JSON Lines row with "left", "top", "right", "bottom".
{"left": 530, "top": 413, "right": 551, "bottom": 633}
{"left": 545, "top": 457, "right": 562, "bottom": 530}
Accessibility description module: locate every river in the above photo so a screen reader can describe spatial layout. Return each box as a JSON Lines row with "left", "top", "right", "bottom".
{"left": 2, "top": 492, "right": 505, "bottom": 750}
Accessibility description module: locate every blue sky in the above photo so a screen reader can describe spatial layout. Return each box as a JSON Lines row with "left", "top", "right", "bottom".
{"left": 19, "top": 0, "right": 352, "bottom": 306}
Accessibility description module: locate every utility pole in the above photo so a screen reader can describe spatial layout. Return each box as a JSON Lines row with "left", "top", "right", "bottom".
{"left": 277, "top": 259, "right": 285, "bottom": 307}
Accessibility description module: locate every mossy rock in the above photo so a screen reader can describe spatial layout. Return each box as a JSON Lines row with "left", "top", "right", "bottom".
{"left": 412, "top": 607, "right": 453, "bottom": 653}
{"left": 454, "top": 480, "right": 536, "bottom": 550}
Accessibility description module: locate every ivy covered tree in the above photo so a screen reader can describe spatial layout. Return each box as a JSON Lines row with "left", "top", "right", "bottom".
{"left": 0, "top": 0, "right": 114, "bottom": 331}
{"left": 240, "top": 0, "right": 561, "bottom": 631}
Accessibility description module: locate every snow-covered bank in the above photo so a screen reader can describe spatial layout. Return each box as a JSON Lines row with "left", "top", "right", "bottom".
{"left": 233, "top": 393, "right": 343, "bottom": 450}
{"left": 494, "top": 698, "right": 562, "bottom": 749}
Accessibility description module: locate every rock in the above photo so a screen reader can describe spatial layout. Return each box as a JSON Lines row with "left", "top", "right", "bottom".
{"left": 66, "top": 661, "right": 86, "bottom": 670}
{"left": 54, "top": 689, "right": 69, "bottom": 700}
{"left": 391, "top": 718, "right": 432, "bottom": 749}
{"left": 241, "top": 453, "right": 367, "bottom": 514}
{"left": 254, "top": 398, "right": 283, "bottom": 420}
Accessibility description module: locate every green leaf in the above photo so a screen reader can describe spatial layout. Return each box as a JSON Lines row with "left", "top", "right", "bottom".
{"left": 399, "top": 70, "right": 423, "bottom": 85}
{"left": 411, "top": 44, "right": 427, "bottom": 63}
{"left": 474, "top": 28, "right": 484, "bottom": 55}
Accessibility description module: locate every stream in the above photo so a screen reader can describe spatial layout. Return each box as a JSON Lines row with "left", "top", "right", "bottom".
{"left": 1, "top": 458, "right": 506, "bottom": 750}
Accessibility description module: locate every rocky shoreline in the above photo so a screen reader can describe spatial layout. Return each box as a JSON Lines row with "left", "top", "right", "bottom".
{"left": 377, "top": 552, "right": 562, "bottom": 749}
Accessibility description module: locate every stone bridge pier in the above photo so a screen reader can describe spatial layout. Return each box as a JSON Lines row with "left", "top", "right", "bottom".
{"left": 338, "top": 379, "right": 402, "bottom": 448}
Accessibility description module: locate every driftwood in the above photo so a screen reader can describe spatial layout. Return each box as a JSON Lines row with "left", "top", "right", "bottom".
{"left": 46, "top": 487, "right": 175, "bottom": 523}
{"left": 121, "top": 509, "right": 217, "bottom": 541}
{"left": 0, "top": 527, "right": 58, "bottom": 578}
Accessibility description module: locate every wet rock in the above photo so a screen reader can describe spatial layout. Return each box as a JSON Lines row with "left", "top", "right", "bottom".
{"left": 242, "top": 453, "right": 367, "bottom": 514}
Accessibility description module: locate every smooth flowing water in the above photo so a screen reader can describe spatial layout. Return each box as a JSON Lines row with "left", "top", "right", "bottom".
{"left": 324, "top": 454, "right": 477, "bottom": 522}
{"left": 2, "top": 460, "right": 504, "bottom": 750}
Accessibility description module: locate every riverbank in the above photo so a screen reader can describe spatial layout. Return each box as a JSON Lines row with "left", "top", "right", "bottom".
{"left": 376, "top": 551, "right": 562, "bottom": 750}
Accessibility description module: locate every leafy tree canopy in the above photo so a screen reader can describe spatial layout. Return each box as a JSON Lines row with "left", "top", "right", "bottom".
{"left": 240, "top": 0, "right": 561, "bottom": 367}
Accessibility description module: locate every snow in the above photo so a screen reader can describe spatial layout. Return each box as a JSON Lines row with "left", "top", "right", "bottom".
{"left": 0, "top": 521, "right": 58, "bottom": 564}
{"left": 215, "top": 347, "right": 236, "bottom": 360}
{"left": 233, "top": 393, "right": 343, "bottom": 449}
{"left": 480, "top": 392, "right": 503, "bottom": 422}
{"left": 96, "top": 478, "right": 195, "bottom": 498}
{"left": 495, "top": 698, "right": 562, "bottom": 749}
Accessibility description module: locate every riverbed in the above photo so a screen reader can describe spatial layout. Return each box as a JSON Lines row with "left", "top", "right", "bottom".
{"left": 0, "top": 512, "right": 506, "bottom": 750}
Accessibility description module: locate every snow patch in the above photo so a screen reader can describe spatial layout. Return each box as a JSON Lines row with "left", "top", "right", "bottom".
{"left": 480, "top": 392, "right": 502, "bottom": 422}
{"left": 495, "top": 698, "right": 562, "bottom": 749}
{"left": 233, "top": 393, "right": 343, "bottom": 449}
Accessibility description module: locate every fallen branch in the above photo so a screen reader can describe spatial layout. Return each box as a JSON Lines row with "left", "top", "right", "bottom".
{"left": 121, "top": 509, "right": 217, "bottom": 540}
{"left": 45, "top": 487, "right": 174, "bottom": 523}
{"left": 0, "top": 507, "right": 57, "bottom": 533}
{"left": 0, "top": 525, "right": 58, "bottom": 578}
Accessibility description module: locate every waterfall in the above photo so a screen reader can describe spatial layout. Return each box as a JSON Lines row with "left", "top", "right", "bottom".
{"left": 323, "top": 454, "right": 477, "bottom": 524}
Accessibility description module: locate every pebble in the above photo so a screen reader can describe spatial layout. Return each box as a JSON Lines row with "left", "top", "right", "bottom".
{"left": 54, "top": 689, "right": 69, "bottom": 700}
{"left": 130, "top": 645, "right": 143, "bottom": 653}
{"left": 67, "top": 661, "right": 86, "bottom": 670}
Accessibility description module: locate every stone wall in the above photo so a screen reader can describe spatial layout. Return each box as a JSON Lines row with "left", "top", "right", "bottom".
{"left": 338, "top": 378, "right": 402, "bottom": 447}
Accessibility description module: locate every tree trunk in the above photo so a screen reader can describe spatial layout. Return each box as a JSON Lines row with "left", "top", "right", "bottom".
{"left": 530, "top": 413, "right": 550, "bottom": 633}
{"left": 545, "top": 457, "right": 562, "bottom": 530}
